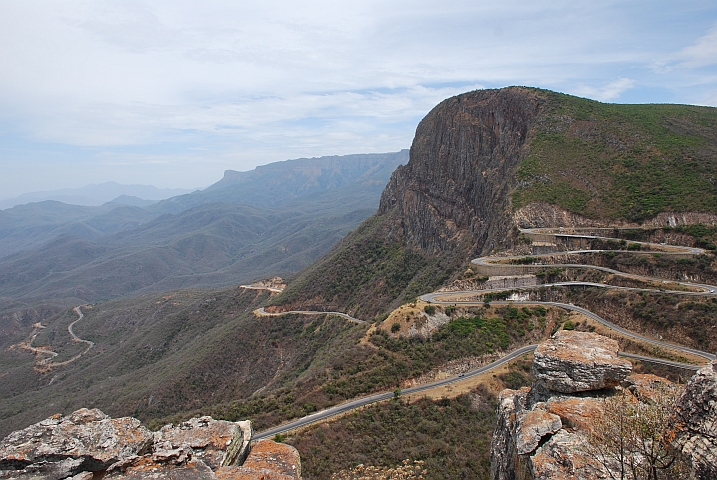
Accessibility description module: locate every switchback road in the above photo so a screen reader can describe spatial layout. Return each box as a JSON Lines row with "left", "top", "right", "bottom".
{"left": 254, "top": 227, "right": 716, "bottom": 439}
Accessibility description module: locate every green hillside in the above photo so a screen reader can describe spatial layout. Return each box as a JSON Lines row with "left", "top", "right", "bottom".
{"left": 514, "top": 89, "right": 717, "bottom": 220}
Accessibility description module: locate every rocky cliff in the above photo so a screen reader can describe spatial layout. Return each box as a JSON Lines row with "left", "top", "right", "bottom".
{"left": 0, "top": 409, "right": 301, "bottom": 480}
{"left": 491, "top": 331, "right": 717, "bottom": 480}
{"left": 273, "top": 87, "right": 717, "bottom": 318}
{"left": 272, "top": 88, "right": 545, "bottom": 317}
{"left": 378, "top": 88, "right": 541, "bottom": 255}
{"left": 491, "top": 330, "right": 636, "bottom": 480}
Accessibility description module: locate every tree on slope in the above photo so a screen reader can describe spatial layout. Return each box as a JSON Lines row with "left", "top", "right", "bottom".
{"left": 580, "top": 384, "right": 689, "bottom": 480}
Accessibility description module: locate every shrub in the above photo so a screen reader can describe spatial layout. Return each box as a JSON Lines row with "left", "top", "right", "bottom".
{"left": 424, "top": 305, "right": 437, "bottom": 315}
{"left": 391, "top": 323, "right": 401, "bottom": 333}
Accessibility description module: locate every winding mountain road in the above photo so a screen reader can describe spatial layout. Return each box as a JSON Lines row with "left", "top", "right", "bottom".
{"left": 25, "top": 306, "right": 94, "bottom": 368}
{"left": 255, "top": 227, "right": 716, "bottom": 438}
{"left": 255, "top": 307, "right": 364, "bottom": 323}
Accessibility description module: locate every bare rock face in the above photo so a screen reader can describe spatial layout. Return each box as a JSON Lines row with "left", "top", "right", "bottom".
{"left": 673, "top": 361, "right": 717, "bottom": 480}
{"left": 379, "top": 87, "right": 542, "bottom": 257}
{"left": 529, "top": 430, "right": 603, "bottom": 480}
{"left": 490, "top": 388, "right": 530, "bottom": 480}
{"left": 217, "top": 440, "right": 301, "bottom": 480}
{"left": 491, "top": 332, "right": 638, "bottom": 480}
{"left": 515, "top": 409, "right": 562, "bottom": 455}
{"left": 0, "top": 408, "right": 153, "bottom": 478}
{"left": 533, "top": 330, "right": 632, "bottom": 393}
{"left": 0, "top": 410, "right": 299, "bottom": 480}
{"left": 153, "top": 416, "right": 252, "bottom": 469}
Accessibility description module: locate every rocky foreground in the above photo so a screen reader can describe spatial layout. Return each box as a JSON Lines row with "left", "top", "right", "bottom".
{"left": 491, "top": 330, "right": 717, "bottom": 480}
{"left": 0, "top": 410, "right": 300, "bottom": 479}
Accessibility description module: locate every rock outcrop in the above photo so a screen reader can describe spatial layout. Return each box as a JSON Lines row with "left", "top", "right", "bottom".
{"left": 378, "top": 87, "right": 542, "bottom": 256}
{"left": 491, "top": 330, "right": 717, "bottom": 479}
{"left": 532, "top": 330, "right": 632, "bottom": 393}
{"left": 673, "top": 361, "right": 717, "bottom": 480}
{"left": 0, "top": 409, "right": 300, "bottom": 480}
{"left": 491, "top": 331, "right": 636, "bottom": 480}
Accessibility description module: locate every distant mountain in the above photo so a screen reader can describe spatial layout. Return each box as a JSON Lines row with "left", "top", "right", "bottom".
{"left": 0, "top": 182, "right": 197, "bottom": 210}
{"left": 108, "top": 195, "right": 158, "bottom": 207}
{"left": 0, "top": 151, "right": 407, "bottom": 305}
{"left": 0, "top": 201, "right": 159, "bottom": 258}
{"left": 152, "top": 151, "right": 408, "bottom": 213}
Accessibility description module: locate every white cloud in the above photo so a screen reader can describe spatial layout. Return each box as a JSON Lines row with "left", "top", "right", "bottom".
{"left": 0, "top": 0, "right": 716, "bottom": 195}
{"left": 676, "top": 25, "right": 717, "bottom": 68}
{"left": 572, "top": 78, "right": 636, "bottom": 102}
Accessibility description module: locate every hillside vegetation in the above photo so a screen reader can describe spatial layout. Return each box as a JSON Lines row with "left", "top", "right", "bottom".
{"left": 514, "top": 90, "right": 717, "bottom": 220}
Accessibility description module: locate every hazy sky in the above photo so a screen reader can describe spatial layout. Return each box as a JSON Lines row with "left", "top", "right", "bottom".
{"left": 1, "top": 1, "right": 716, "bottom": 197}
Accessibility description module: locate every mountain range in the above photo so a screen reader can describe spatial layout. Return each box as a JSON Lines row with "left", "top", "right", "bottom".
{"left": 0, "top": 151, "right": 407, "bottom": 306}
{"left": 1, "top": 88, "right": 717, "bottom": 478}
{"left": 0, "top": 183, "right": 196, "bottom": 210}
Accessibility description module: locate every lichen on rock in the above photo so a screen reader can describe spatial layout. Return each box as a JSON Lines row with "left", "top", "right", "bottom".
{"left": 532, "top": 330, "right": 632, "bottom": 393}
{"left": 673, "top": 361, "right": 717, "bottom": 480}
{"left": 0, "top": 410, "right": 299, "bottom": 480}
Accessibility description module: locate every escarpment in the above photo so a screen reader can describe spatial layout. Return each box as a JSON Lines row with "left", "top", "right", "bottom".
{"left": 378, "top": 87, "right": 541, "bottom": 255}
{"left": 273, "top": 87, "right": 544, "bottom": 317}
{"left": 272, "top": 87, "right": 717, "bottom": 318}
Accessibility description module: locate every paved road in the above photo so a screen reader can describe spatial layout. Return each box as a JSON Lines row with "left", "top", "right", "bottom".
{"left": 240, "top": 285, "right": 284, "bottom": 293}
{"left": 254, "top": 346, "right": 704, "bottom": 440}
{"left": 254, "top": 344, "right": 538, "bottom": 440}
{"left": 253, "top": 227, "right": 715, "bottom": 438}
{"left": 255, "top": 307, "right": 364, "bottom": 323}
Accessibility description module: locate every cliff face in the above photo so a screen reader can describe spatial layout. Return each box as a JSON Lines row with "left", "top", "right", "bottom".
{"left": 491, "top": 332, "right": 717, "bottom": 480}
{"left": 673, "top": 362, "right": 717, "bottom": 480}
{"left": 379, "top": 88, "right": 541, "bottom": 256}
{"left": 273, "top": 88, "right": 545, "bottom": 317}
{"left": 491, "top": 331, "right": 635, "bottom": 480}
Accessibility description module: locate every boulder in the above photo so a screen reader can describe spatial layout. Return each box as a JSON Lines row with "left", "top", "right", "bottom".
{"left": 153, "top": 416, "right": 252, "bottom": 469}
{"left": 105, "top": 455, "right": 215, "bottom": 480}
{"left": 0, "top": 408, "right": 153, "bottom": 478}
{"left": 0, "top": 410, "right": 298, "bottom": 480}
{"left": 217, "top": 440, "right": 301, "bottom": 479}
{"left": 533, "top": 330, "right": 632, "bottom": 393}
{"left": 545, "top": 396, "right": 604, "bottom": 431}
{"left": 673, "top": 361, "right": 717, "bottom": 480}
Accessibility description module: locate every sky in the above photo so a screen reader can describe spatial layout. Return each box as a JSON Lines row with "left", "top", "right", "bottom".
{"left": 1, "top": 1, "right": 717, "bottom": 198}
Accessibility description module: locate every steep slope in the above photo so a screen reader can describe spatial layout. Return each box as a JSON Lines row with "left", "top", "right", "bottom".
{"left": 272, "top": 87, "right": 717, "bottom": 319}
{"left": 273, "top": 88, "right": 542, "bottom": 318}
